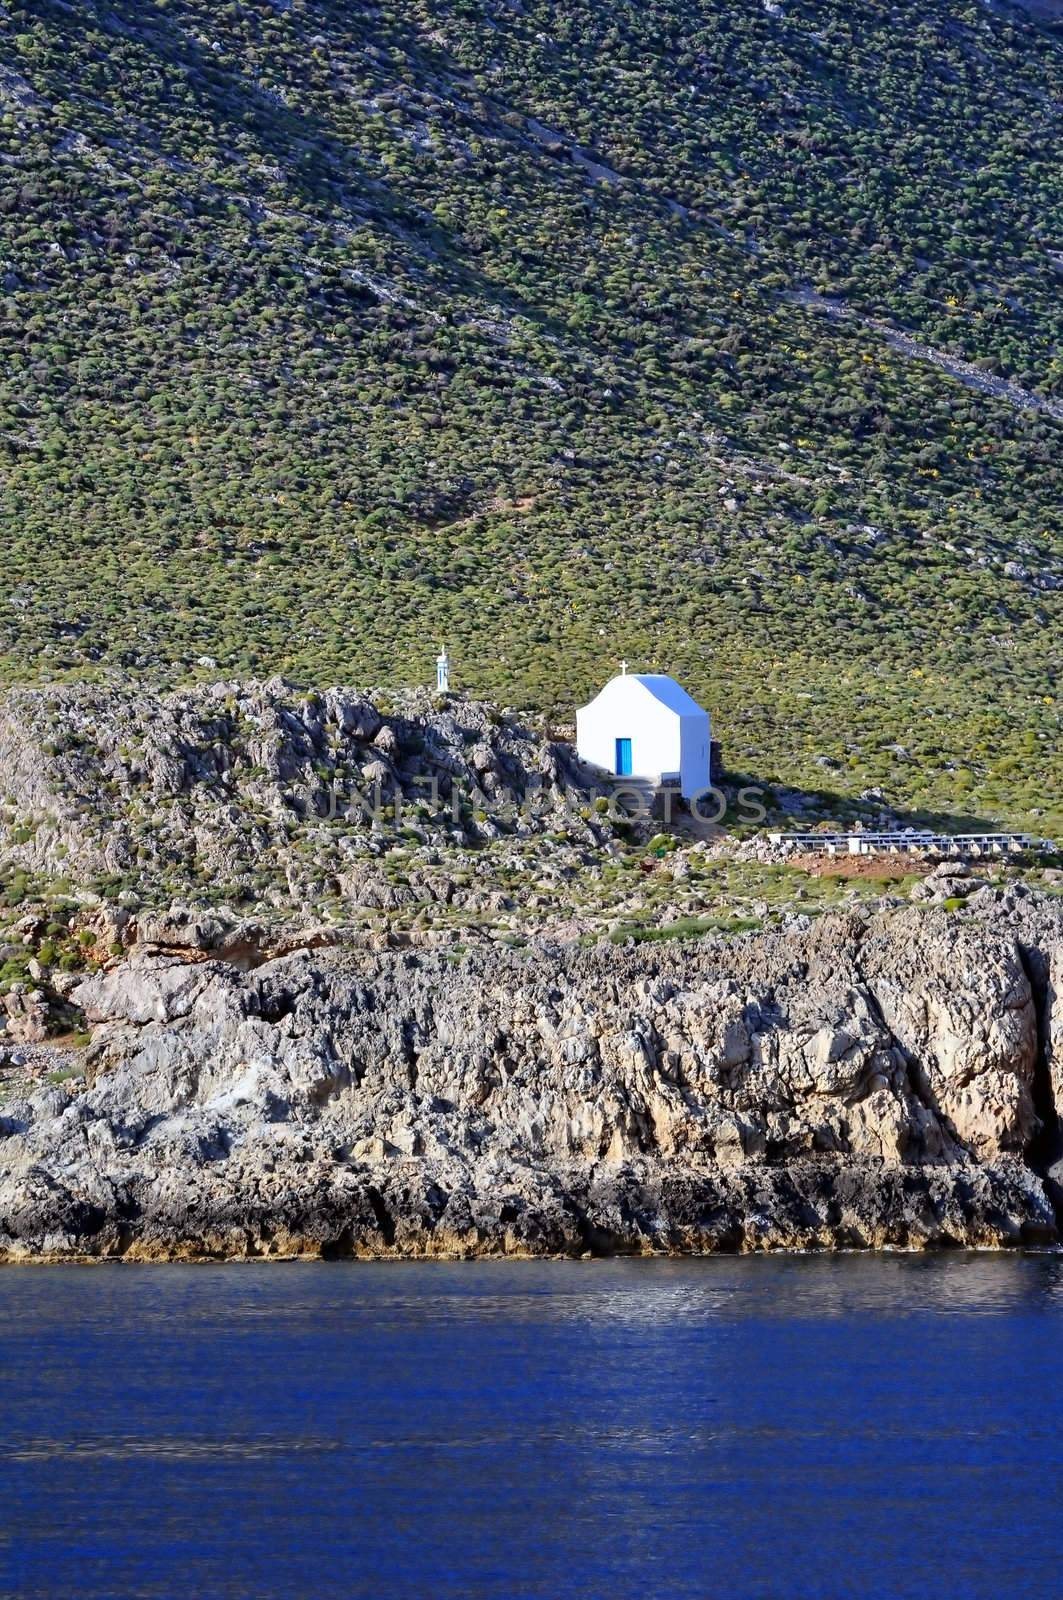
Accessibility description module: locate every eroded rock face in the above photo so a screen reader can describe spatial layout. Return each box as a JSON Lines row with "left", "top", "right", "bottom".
{"left": 969, "top": 893, "right": 1063, "bottom": 1193}
{"left": 1, "top": 985, "right": 50, "bottom": 1044}
{"left": 0, "top": 905, "right": 1060, "bottom": 1260}
{"left": 0, "top": 680, "right": 612, "bottom": 906}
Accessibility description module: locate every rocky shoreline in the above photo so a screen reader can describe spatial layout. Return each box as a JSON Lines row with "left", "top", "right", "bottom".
{"left": 2, "top": 896, "right": 1061, "bottom": 1261}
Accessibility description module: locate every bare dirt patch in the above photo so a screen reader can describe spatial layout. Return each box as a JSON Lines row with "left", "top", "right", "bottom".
{"left": 790, "top": 852, "right": 934, "bottom": 880}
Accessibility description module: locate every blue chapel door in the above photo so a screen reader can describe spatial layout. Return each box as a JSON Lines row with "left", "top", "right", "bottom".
{"left": 615, "top": 737, "right": 633, "bottom": 776}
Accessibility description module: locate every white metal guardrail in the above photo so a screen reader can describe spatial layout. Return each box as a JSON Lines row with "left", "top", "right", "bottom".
{"left": 765, "top": 830, "right": 1053, "bottom": 857}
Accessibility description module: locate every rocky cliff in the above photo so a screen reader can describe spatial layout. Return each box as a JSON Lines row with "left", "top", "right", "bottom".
{"left": 2, "top": 898, "right": 1061, "bottom": 1260}
{"left": 0, "top": 677, "right": 612, "bottom": 908}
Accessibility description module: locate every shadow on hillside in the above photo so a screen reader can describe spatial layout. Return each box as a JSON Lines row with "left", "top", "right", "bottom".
{"left": 44, "top": 0, "right": 674, "bottom": 361}
{"left": 46, "top": 0, "right": 435, "bottom": 248}
{"left": 716, "top": 770, "right": 1002, "bottom": 837}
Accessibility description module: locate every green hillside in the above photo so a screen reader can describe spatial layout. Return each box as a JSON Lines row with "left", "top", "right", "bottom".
{"left": 2, "top": 0, "right": 1062, "bottom": 827}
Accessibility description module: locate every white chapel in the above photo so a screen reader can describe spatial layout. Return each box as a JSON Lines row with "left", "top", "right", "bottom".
{"left": 575, "top": 665, "right": 712, "bottom": 798}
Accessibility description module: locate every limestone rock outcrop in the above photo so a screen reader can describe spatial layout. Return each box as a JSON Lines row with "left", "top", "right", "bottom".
{"left": 0, "top": 679, "right": 612, "bottom": 909}
{"left": 1, "top": 903, "right": 1060, "bottom": 1260}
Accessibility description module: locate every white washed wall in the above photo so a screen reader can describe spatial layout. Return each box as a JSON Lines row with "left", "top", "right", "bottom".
{"left": 576, "top": 678, "right": 711, "bottom": 796}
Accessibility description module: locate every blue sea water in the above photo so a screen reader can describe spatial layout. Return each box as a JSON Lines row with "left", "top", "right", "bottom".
{"left": 1, "top": 1254, "right": 1062, "bottom": 1599}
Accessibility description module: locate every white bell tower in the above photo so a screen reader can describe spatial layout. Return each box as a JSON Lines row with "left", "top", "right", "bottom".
{"left": 436, "top": 645, "right": 450, "bottom": 693}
